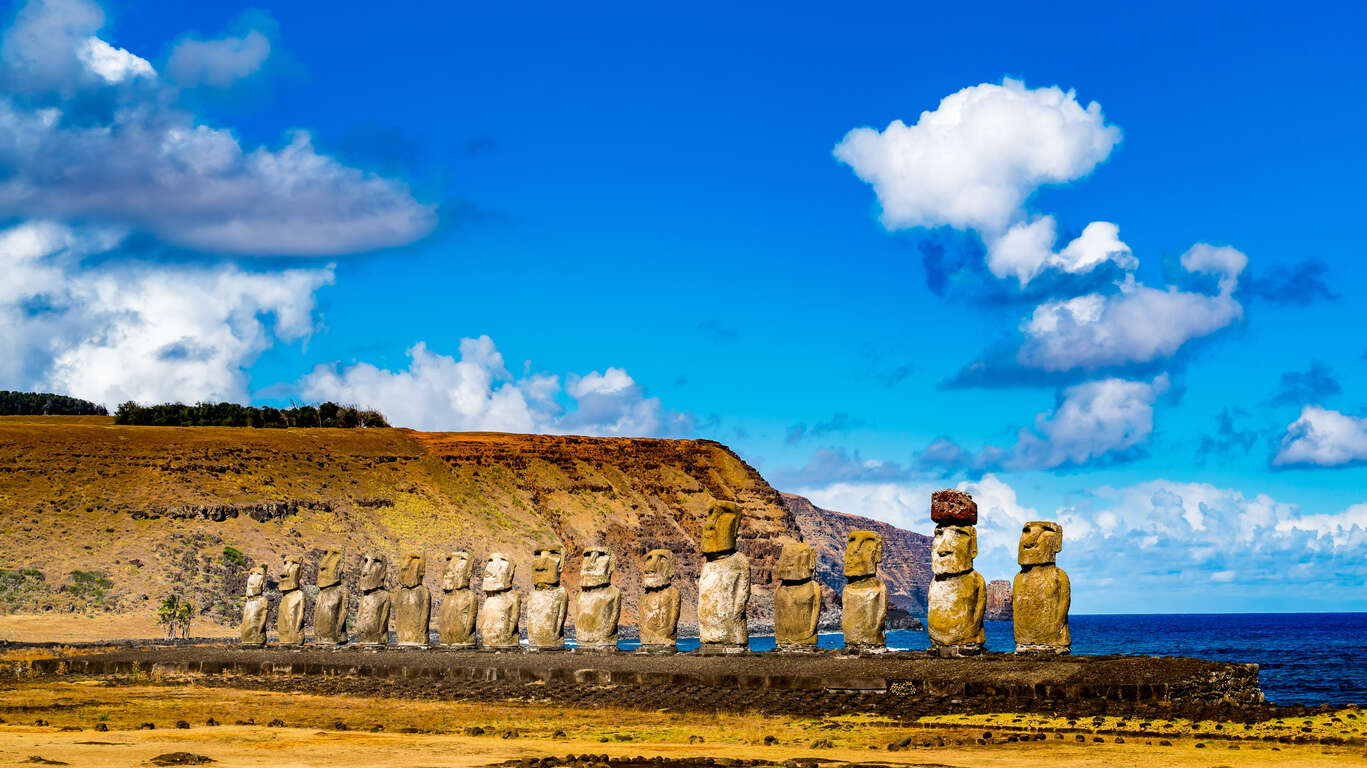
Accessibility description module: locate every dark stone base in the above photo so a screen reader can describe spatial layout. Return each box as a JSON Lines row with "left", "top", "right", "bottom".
{"left": 635, "top": 644, "right": 677, "bottom": 655}
{"left": 696, "top": 643, "right": 747, "bottom": 655}
{"left": 478, "top": 645, "right": 521, "bottom": 653}
{"left": 574, "top": 644, "right": 620, "bottom": 653}
{"left": 526, "top": 645, "right": 567, "bottom": 653}
{"left": 841, "top": 644, "right": 889, "bottom": 656}
{"left": 775, "top": 642, "right": 819, "bottom": 654}
{"left": 1016, "top": 643, "right": 1070, "bottom": 655}
{"left": 931, "top": 643, "right": 984, "bottom": 658}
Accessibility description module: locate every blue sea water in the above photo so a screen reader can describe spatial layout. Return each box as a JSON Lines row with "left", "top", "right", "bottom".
{"left": 617, "top": 613, "right": 1367, "bottom": 707}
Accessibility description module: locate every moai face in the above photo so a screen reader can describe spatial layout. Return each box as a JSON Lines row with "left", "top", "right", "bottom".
{"left": 482, "top": 552, "right": 514, "bottom": 592}
{"left": 580, "top": 547, "right": 614, "bottom": 588}
{"left": 532, "top": 547, "right": 565, "bottom": 588}
{"left": 642, "top": 549, "right": 675, "bottom": 589}
{"left": 1018, "top": 521, "right": 1063, "bottom": 566}
{"left": 399, "top": 552, "right": 426, "bottom": 588}
{"left": 245, "top": 564, "right": 266, "bottom": 597}
{"left": 776, "top": 541, "right": 815, "bottom": 581}
{"left": 317, "top": 549, "right": 343, "bottom": 589}
{"left": 279, "top": 554, "right": 303, "bottom": 591}
{"left": 931, "top": 525, "right": 976, "bottom": 576}
{"left": 844, "top": 531, "right": 883, "bottom": 578}
{"left": 441, "top": 551, "right": 473, "bottom": 591}
{"left": 359, "top": 554, "right": 388, "bottom": 592}
{"left": 701, "top": 502, "right": 741, "bottom": 555}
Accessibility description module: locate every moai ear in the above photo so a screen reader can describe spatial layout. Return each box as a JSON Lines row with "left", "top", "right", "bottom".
{"left": 968, "top": 528, "right": 978, "bottom": 560}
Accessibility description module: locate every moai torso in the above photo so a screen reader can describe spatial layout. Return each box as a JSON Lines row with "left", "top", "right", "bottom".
{"left": 575, "top": 547, "right": 620, "bottom": 650}
{"left": 437, "top": 551, "right": 476, "bottom": 647}
{"left": 394, "top": 552, "right": 431, "bottom": 647}
{"left": 638, "top": 549, "right": 680, "bottom": 651}
{"left": 927, "top": 519, "right": 986, "bottom": 652}
{"left": 773, "top": 541, "right": 820, "bottom": 649}
{"left": 842, "top": 531, "right": 887, "bottom": 650}
{"left": 1013, "top": 521, "right": 1071, "bottom": 652}
{"left": 277, "top": 555, "right": 305, "bottom": 646}
{"left": 313, "top": 549, "right": 348, "bottom": 645}
{"left": 355, "top": 555, "right": 392, "bottom": 646}
{"left": 478, "top": 552, "right": 520, "bottom": 649}
{"left": 698, "top": 502, "right": 749, "bottom": 649}
{"left": 240, "top": 565, "right": 268, "bottom": 646}
{"left": 527, "top": 547, "right": 568, "bottom": 650}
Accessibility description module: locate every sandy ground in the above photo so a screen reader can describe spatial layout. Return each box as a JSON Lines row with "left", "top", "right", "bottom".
{"left": 0, "top": 681, "right": 1361, "bottom": 768}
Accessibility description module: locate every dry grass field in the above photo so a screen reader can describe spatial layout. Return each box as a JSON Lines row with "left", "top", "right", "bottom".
{"left": 0, "top": 677, "right": 1362, "bottom": 768}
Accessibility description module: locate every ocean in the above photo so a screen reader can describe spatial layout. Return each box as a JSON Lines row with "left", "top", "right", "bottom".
{"left": 618, "top": 612, "right": 1367, "bottom": 707}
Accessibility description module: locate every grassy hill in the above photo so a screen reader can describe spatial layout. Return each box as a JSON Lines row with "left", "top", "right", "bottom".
{"left": 0, "top": 416, "right": 928, "bottom": 640}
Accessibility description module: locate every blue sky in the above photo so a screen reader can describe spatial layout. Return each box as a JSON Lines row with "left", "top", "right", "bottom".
{"left": 3, "top": 0, "right": 1366, "bottom": 613}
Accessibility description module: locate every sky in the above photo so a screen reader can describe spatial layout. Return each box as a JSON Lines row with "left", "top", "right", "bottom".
{"left": 2, "top": 0, "right": 1366, "bottom": 613}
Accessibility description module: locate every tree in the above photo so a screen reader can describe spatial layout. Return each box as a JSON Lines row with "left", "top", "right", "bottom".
{"left": 157, "top": 594, "right": 194, "bottom": 640}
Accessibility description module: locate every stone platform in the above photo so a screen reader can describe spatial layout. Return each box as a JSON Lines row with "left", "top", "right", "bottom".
{"left": 28, "top": 646, "right": 1266, "bottom": 720}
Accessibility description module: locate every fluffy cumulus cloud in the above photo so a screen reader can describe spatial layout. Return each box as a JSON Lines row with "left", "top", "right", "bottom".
{"left": 1273, "top": 406, "right": 1367, "bottom": 468}
{"left": 300, "top": 338, "right": 693, "bottom": 438}
{"left": 1017, "top": 246, "right": 1245, "bottom": 372}
{"left": 834, "top": 78, "right": 1131, "bottom": 287}
{"left": 167, "top": 29, "right": 271, "bottom": 88}
{"left": 0, "top": 221, "right": 332, "bottom": 407}
{"left": 0, "top": 0, "right": 435, "bottom": 255}
{"left": 921, "top": 376, "right": 1167, "bottom": 473}
{"left": 796, "top": 473, "right": 1367, "bottom": 611}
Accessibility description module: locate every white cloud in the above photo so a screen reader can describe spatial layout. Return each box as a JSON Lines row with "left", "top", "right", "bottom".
{"left": 300, "top": 339, "right": 692, "bottom": 438}
{"left": 0, "top": 0, "right": 435, "bottom": 256}
{"left": 76, "top": 36, "right": 154, "bottom": 82}
{"left": 986, "top": 217, "right": 1135, "bottom": 286}
{"left": 167, "top": 29, "right": 270, "bottom": 88}
{"left": 1273, "top": 405, "right": 1367, "bottom": 467}
{"left": 1018, "top": 244, "right": 1246, "bottom": 371}
{"left": 0, "top": 221, "right": 333, "bottom": 407}
{"left": 834, "top": 78, "right": 1120, "bottom": 233}
{"left": 835, "top": 78, "right": 1126, "bottom": 287}
{"left": 1012, "top": 375, "right": 1167, "bottom": 469}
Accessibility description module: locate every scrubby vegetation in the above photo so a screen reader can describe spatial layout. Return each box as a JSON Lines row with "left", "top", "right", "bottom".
{"left": 114, "top": 401, "right": 388, "bottom": 428}
{"left": 0, "top": 391, "right": 107, "bottom": 415}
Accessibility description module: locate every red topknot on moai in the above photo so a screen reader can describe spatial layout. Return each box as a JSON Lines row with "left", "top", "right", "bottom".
{"left": 930, "top": 488, "right": 978, "bottom": 526}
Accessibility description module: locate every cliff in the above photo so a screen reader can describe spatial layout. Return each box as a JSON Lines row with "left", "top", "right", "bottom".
{"left": 986, "top": 579, "right": 1013, "bottom": 621}
{"left": 782, "top": 492, "right": 931, "bottom": 615}
{"left": 0, "top": 417, "right": 927, "bottom": 637}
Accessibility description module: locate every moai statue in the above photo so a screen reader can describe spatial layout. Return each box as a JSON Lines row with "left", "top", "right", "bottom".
{"left": 240, "top": 564, "right": 268, "bottom": 646}
{"left": 277, "top": 554, "right": 306, "bottom": 646}
{"left": 927, "top": 490, "right": 985, "bottom": 657}
{"left": 437, "top": 551, "right": 477, "bottom": 648}
{"left": 313, "top": 548, "right": 348, "bottom": 646}
{"left": 1013, "top": 521, "right": 1071, "bottom": 654}
{"left": 638, "top": 548, "right": 680, "bottom": 654}
{"left": 355, "top": 554, "right": 392, "bottom": 647}
{"left": 575, "top": 547, "right": 621, "bottom": 651}
{"left": 842, "top": 531, "right": 887, "bottom": 653}
{"left": 526, "top": 546, "right": 568, "bottom": 651}
{"left": 774, "top": 540, "right": 821, "bottom": 651}
{"left": 394, "top": 552, "right": 431, "bottom": 647}
{"left": 477, "top": 552, "right": 521, "bottom": 650}
{"left": 697, "top": 501, "right": 749, "bottom": 653}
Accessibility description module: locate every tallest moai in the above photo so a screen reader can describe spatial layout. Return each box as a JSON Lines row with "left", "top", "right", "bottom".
{"left": 926, "top": 489, "right": 986, "bottom": 657}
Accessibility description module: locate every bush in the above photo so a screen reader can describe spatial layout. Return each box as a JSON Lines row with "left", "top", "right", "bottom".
{"left": 65, "top": 570, "right": 113, "bottom": 610}
{"left": 113, "top": 401, "right": 389, "bottom": 429}
{"left": 221, "top": 546, "right": 248, "bottom": 568}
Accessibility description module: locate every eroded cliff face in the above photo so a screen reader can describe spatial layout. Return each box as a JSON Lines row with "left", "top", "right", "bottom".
{"left": 782, "top": 493, "right": 932, "bottom": 615}
{"left": 0, "top": 420, "right": 806, "bottom": 629}
{"left": 985, "top": 579, "right": 1013, "bottom": 621}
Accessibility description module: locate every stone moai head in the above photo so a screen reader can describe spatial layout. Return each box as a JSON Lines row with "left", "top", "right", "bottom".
{"left": 532, "top": 547, "right": 565, "bottom": 588}
{"left": 279, "top": 554, "right": 303, "bottom": 591}
{"left": 441, "top": 551, "right": 473, "bottom": 591}
{"left": 1018, "top": 521, "right": 1063, "bottom": 566}
{"left": 317, "top": 549, "right": 344, "bottom": 589}
{"left": 399, "top": 552, "right": 426, "bottom": 588}
{"left": 482, "top": 552, "right": 514, "bottom": 592}
{"left": 701, "top": 501, "right": 741, "bottom": 555}
{"left": 642, "top": 549, "right": 675, "bottom": 589}
{"left": 776, "top": 540, "right": 816, "bottom": 582}
{"left": 245, "top": 564, "right": 266, "bottom": 596}
{"left": 931, "top": 525, "right": 977, "bottom": 576}
{"left": 580, "top": 547, "right": 614, "bottom": 588}
{"left": 359, "top": 554, "right": 388, "bottom": 592}
{"left": 844, "top": 531, "right": 883, "bottom": 578}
